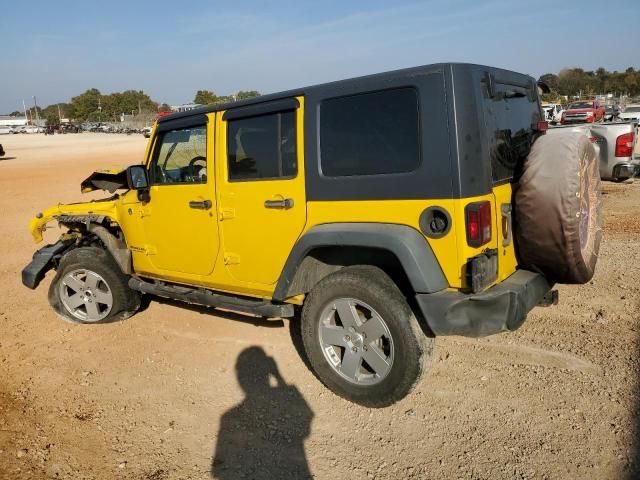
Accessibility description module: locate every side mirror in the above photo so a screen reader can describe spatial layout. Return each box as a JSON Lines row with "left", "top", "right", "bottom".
{"left": 126, "top": 165, "right": 151, "bottom": 202}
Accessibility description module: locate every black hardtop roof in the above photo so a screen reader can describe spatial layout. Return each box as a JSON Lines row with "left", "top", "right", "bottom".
{"left": 158, "top": 62, "right": 534, "bottom": 123}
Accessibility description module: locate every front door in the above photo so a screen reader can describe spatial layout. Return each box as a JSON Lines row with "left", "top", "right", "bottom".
{"left": 142, "top": 119, "right": 219, "bottom": 277}
{"left": 216, "top": 99, "right": 306, "bottom": 287}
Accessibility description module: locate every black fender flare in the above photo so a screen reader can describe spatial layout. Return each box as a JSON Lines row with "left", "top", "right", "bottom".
{"left": 272, "top": 223, "right": 448, "bottom": 301}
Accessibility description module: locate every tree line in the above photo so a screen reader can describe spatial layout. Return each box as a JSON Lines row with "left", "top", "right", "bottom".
{"left": 539, "top": 67, "right": 639, "bottom": 101}
{"left": 7, "top": 88, "right": 261, "bottom": 125}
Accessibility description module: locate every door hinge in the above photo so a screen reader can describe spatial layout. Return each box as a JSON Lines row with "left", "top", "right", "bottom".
{"left": 219, "top": 207, "right": 235, "bottom": 220}
{"left": 224, "top": 253, "right": 240, "bottom": 265}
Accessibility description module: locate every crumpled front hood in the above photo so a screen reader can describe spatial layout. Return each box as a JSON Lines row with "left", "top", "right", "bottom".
{"left": 29, "top": 198, "right": 120, "bottom": 243}
{"left": 80, "top": 167, "right": 128, "bottom": 193}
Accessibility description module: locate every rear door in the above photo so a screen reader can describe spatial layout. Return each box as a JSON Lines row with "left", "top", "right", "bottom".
{"left": 480, "top": 77, "right": 543, "bottom": 282}
{"left": 216, "top": 97, "right": 306, "bottom": 287}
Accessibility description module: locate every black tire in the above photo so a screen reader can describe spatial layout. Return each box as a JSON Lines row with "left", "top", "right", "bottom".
{"left": 515, "top": 132, "right": 602, "bottom": 284}
{"left": 301, "top": 265, "right": 434, "bottom": 407}
{"left": 48, "top": 247, "right": 140, "bottom": 324}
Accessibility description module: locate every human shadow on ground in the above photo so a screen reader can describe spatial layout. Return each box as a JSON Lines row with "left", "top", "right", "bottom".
{"left": 0, "top": 157, "right": 17, "bottom": 161}
{"left": 211, "top": 346, "right": 314, "bottom": 479}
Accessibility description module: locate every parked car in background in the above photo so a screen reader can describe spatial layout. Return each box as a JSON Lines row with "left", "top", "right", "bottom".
{"left": 541, "top": 103, "right": 565, "bottom": 124}
{"left": 23, "top": 125, "right": 44, "bottom": 134}
{"left": 0, "top": 126, "right": 12, "bottom": 135}
{"left": 549, "top": 121, "right": 638, "bottom": 180}
{"left": 561, "top": 99, "right": 605, "bottom": 124}
{"left": 604, "top": 105, "right": 621, "bottom": 122}
{"left": 619, "top": 104, "right": 640, "bottom": 123}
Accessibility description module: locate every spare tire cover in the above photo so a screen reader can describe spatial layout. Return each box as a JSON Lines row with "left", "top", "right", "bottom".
{"left": 514, "top": 132, "right": 602, "bottom": 284}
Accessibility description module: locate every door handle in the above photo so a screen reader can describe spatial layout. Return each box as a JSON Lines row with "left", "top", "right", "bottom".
{"left": 264, "top": 198, "right": 294, "bottom": 209}
{"left": 501, "top": 203, "right": 512, "bottom": 247}
{"left": 189, "top": 199, "right": 212, "bottom": 210}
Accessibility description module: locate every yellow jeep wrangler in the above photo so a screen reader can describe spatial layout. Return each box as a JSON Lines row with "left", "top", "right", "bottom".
{"left": 22, "top": 63, "right": 601, "bottom": 407}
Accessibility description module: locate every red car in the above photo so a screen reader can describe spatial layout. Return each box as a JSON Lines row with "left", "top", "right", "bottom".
{"left": 561, "top": 100, "right": 605, "bottom": 124}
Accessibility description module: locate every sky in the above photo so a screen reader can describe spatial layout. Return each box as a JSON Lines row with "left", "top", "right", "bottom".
{"left": 1, "top": 0, "right": 638, "bottom": 113}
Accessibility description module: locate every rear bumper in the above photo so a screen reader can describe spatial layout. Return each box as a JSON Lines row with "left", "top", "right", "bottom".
{"left": 416, "top": 269, "right": 552, "bottom": 337}
{"left": 612, "top": 162, "right": 640, "bottom": 179}
{"left": 21, "top": 239, "right": 73, "bottom": 289}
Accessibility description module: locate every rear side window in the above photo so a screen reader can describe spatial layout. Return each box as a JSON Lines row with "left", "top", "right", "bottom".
{"left": 320, "top": 88, "right": 420, "bottom": 177}
{"left": 483, "top": 84, "right": 541, "bottom": 183}
{"left": 227, "top": 111, "right": 297, "bottom": 181}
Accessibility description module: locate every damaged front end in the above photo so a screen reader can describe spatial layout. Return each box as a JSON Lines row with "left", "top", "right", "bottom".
{"left": 23, "top": 168, "right": 134, "bottom": 289}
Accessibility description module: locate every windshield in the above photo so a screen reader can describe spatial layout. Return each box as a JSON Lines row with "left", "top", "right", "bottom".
{"left": 569, "top": 102, "right": 593, "bottom": 109}
{"left": 624, "top": 106, "right": 640, "bottom": 113}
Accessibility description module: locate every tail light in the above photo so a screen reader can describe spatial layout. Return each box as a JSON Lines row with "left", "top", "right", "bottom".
{"left": 535, "top": 120, "right": 549, "bottom": 132}
{"left": 615, "top": 132, "right": 635, "bottom": 157}
{"left": 560, "top": 113, "right": 566, "bottom": 125}
{"left": 466, "top": 201, "right": 492, "bottom": 247}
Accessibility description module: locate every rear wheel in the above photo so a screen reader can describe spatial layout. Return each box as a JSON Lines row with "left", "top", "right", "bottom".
{"left": 48, "top": 247, "right": 140, "bottom": 324}
{"left": 301, "top": 265, "right": 433, "bottom": 407}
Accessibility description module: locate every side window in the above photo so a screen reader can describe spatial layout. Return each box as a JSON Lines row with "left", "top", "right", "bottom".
{"left": 320, "top": 88, "right": 421, "bottom": 177}
{"left": 227, "top": 110, "right": 297, "bottom": 181}
{"left": 150, "top": 126, "right": 207, "bottom": 185}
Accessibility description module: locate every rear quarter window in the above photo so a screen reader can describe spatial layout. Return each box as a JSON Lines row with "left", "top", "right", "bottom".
{"left": 320, "top": 88, "right": 421, "bottom": 177}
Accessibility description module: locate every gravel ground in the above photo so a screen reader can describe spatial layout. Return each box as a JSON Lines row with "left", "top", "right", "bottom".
{"left": 0, "top": 133, "right": 638, "bottom": 480}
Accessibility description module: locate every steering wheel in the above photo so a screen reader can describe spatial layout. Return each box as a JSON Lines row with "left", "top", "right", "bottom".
{"left": 189, "top": 156, "right": 207, "bottom": 168}
{"left": 187, "top": 156, "right": 207, "bottom": 182}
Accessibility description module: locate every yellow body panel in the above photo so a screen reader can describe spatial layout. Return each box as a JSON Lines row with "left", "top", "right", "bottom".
{"left": 304, "top": 194, "right": 503, "bottom": 291}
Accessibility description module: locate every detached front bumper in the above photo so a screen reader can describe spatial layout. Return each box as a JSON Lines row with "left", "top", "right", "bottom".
{"left": 416, "top": 269, "right": 552, "bottom": 337}
{"left": 22, "top": 239, "right": 74, "bottom": 289}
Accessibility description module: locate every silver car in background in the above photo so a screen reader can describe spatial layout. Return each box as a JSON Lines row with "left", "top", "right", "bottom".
{"left": 619, "top": 104, "right": 640, "bottom": 123}
{"left": 548, "top": 121, "right": 638, "bottom": 181}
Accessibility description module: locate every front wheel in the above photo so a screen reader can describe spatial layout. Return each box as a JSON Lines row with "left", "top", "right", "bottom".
{"left": 48, "top": 247, "right": 140, "bottom": 324}
{"left": 301, "top": 266, "right": 434, "bottom": 407}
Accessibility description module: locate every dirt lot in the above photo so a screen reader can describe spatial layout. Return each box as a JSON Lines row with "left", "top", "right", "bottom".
{"left": 0, "top": 133, "right": 639, "bottom": 480}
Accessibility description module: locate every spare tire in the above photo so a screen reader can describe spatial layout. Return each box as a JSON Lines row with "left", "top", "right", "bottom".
{"left": 514, "top": 132, "right": 602, "bottom": 284}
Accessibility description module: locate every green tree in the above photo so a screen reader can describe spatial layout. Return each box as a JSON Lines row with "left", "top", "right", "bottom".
{"left": 158, "top": 103, "right": 172, "bottom": 112}
{"left": 45, "top": 113, "right": 59, "bottom": 126}
{"left": 194, "top": 90, "right": 217, "bottom": 104}
{"left": 42, "top": 103, "right": 74, "bottom": 123}
{"left": 214, "top": 95, "right": 234, "bottom": 104}
{"left": 71, "top": 88, "right": 102, "bottom": 121}
{"left": 557, "top": 68, "right": 589, "bottom": 97}
{"left": 236, "top": 90, "right": 261, "bottom": 100}
{"left": 102, "top": 90, "right": 158, "bottom": 118}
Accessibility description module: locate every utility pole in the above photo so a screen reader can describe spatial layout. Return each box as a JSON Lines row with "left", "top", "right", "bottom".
{"left": 138, "top": 100, "right": 141, "bottom": 115}
{"left": 57, "top": 104, "right": 62, "bottom": 124}
{"left": 22, "top": 100, "right": 29, "bottom": 124}
{"left": 98, "top": 97, "right": 102, "bottom": 123}
{"left": 32, "top": 96, "right": 40, "bottom": 125}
